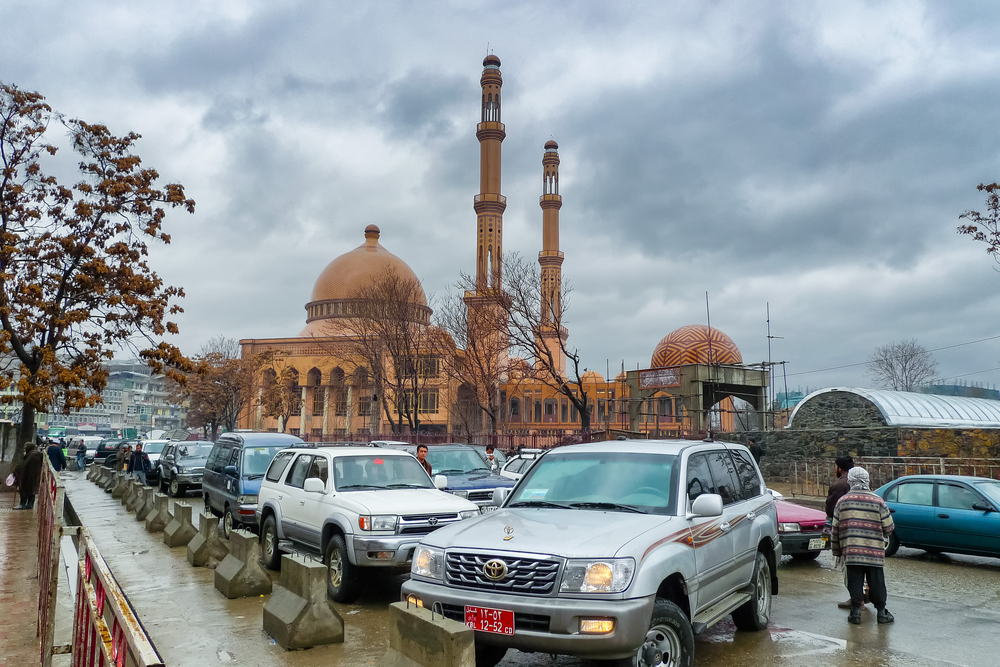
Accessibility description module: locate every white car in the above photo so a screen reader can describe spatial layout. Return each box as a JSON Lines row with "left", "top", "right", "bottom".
{"left": 498, "top": 449, "right": 544, "bottom": 480}
{"left": 256, "top": 446, "right": 481, "bottom": 602}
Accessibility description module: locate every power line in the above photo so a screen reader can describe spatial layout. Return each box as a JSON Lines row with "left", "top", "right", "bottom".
{"left": 785, "top": 334, "right": 1000, "bottom": 378}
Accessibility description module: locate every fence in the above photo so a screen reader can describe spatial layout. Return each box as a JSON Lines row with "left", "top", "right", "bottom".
{"left": 35, "top": 455, "right": 164, "bottom": 666}
{"left": 763, "top": 457, "right": 1000, "bottom": 498}
{"left": 300, "top": 429, "right": 605, "bottom": 451}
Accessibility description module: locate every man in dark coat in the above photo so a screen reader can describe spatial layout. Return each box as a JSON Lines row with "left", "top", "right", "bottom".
{"left": 14, "top": 443, "right": 44, "bottom": 509}
{"left": 46, "top": 439, "right": 67, "bottom": 472}
{"left": 826, "top": 456, "right": 862, "bottom": 609}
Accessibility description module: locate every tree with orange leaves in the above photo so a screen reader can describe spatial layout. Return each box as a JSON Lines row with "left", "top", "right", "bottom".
{"left": 0, "top": 83, "right": 194, "bottom": 463}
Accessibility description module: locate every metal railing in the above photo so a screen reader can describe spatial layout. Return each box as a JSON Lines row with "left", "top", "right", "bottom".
{"left": 763, "top": 456, "right": 1000, "bottom": 497}
{"left": 37, "top": 455, "right": 65, "bottom": 667}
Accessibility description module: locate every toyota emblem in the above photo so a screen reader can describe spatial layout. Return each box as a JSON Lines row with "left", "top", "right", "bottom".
{"left": 483, "top": 558, "right": 507, "bottom": 581}
{"left": 428, "top": 517, "right": 438, "bottom": 526}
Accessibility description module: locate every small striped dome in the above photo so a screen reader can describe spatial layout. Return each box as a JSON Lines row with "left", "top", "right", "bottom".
{"left": 651, "top": 325, "right": 742, "bottom": 368}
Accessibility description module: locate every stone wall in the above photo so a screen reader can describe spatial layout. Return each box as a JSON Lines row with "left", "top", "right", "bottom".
{"left": 788, "top": 390, "right": 887, "bottom": 429}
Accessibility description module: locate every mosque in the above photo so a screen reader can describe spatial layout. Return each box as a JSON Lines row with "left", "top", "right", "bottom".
{"left": 238, "top": 56, "right": 766, "bottom": 439}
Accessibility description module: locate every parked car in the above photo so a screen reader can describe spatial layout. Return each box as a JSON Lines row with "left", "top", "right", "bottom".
{"left": 202, "top": 432, "right": 304, "bottom": 537}
{"left": 95, "top": 438, "right": 125, "bottom": 466}
{"left": 497, "top": 449, "right": 544, "bottom": 481}
{"left": 66, "top": 435, "right": 102, "bottom": 464}
{"left": 376, "top": 443, "right": 515, "bottom": 511}
{"left": 875, "top": 474, "right": 1000, "bottom": 559}
{"left": 774, "top": 497, "right": 829, "bottom": 560}
{"left": 139, "top": 439, "right": 170, "bottom": 485}
{"left": 401, "top": 440, "right": 780, "bottom": 667}
{"left": 158, "top": 441, "right": 214, "bottom": 497}
{"left": 256, "top": 446, "right": 481, "bottom": 602}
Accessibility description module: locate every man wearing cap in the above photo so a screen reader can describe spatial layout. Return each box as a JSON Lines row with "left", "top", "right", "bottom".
{"left": 831, "top": 467, "right": 896, "bottom": 625}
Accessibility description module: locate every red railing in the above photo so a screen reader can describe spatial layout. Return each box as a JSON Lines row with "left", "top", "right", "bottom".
{"left": 37, "top": 455, "right": 64, "bottom": 667}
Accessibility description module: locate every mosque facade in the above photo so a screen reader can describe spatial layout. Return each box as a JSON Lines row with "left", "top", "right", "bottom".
{"left": 238, "top": 56, "right": 750, "bottom": 439}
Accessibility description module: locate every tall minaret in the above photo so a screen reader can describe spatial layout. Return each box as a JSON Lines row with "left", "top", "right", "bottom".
{"left": 537, "top": 140, "right": 567, "bottom": 374}
{"left": 475, "top": 54, "right": 505, "bottom": 290}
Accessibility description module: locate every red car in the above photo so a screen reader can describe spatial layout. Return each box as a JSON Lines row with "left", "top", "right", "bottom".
{"left": 775, "top": 498, "right": 829, "bottom": 560}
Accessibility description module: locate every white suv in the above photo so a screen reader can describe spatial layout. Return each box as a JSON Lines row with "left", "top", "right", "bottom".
{"left": 257, "top": 446, "right": 481, "bottom": 602}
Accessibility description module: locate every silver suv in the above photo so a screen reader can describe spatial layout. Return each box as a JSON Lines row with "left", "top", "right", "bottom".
{"left": 401, "top": 440, "right": 780, "bottom": 667}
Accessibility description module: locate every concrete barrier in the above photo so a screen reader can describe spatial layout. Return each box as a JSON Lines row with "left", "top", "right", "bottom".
{"left": 187, "top": 513, "right": 229, "bottom": 568}
{"left": 388, "top": 602, "right": 475, "bottom": 667}
{"left": 111, "top": 473, "right": 129, "bottom": 499}
{"left": 122, "top": 479, "right": 139, "bottom": 508}
{"left": 262, "top": 554, "right": 344, "bottom": 650}
{"left": 135, "top": 488, "right": 155, "bottom": 522}
{"left": 87, "top": 466, "right": 99, "bottom": 482}
{"left": 126, "top": 481, "right": 147, "bottom": 512}
{"left": 145, "top": 493, "right": 172, "bottom": 533}
{"left": 102, "top": 469, "right": 117, "bottom": 492}
{"left": 215, "top": 529, "right": 272, "bottom": 599}
{"left": 163, "top": 503, "right": 197, "bottom": 548}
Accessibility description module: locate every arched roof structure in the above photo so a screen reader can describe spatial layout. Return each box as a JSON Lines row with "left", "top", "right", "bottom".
{"left": 789, "top": 387, "right": 1000, "bottom": 429}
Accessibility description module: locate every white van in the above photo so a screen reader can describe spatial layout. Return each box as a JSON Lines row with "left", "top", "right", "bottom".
{"left": 66, "top": 435, "right": 103, "bottom": 463}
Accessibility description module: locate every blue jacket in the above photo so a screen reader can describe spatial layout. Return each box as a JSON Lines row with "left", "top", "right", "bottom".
{"left": 46, "top": 444, "right": 66, "bottom": 472}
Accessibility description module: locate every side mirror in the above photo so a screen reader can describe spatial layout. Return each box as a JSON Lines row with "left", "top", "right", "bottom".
{"left": 303, "top": 477, "right": 325, "bottom": 494}
{"left": 690, "top": 494, "right": 724, "bottom": 518}
{"left": 434, "top": 475, "right": 448, "bottom": 490}
{"left": 492, "top": 487, "right": 510, "bottom": 507}
{"left": 224, "top": 465, "right": 238, "bottom": 477}
{"left": 973, "top": 501, "right": 995, "bottom": 512}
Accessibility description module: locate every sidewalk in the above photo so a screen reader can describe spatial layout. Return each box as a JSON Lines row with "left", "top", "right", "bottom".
{"left": 0, "top": 497, "right": 42, "bottom": 666}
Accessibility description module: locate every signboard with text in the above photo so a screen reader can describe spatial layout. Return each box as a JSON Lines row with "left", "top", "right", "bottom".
{"left": 639, "top": 367, "right": 682, "bottom": 389}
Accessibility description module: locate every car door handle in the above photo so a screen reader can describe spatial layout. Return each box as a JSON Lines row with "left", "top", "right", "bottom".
{"left": 888, "top": 508, "right": 895, "bottom": 513}
{"left": 937, "top": 514, "right": 950, "bottom": 519}
{"left": 720, "top": 522, "right": 731, "bottom": 532}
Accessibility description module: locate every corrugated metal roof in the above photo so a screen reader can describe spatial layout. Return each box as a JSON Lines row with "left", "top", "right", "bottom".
{"left": 788, "top": 387, "right": 1000, "bottom": 429}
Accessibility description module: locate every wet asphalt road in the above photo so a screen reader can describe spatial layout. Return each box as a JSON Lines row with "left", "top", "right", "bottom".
{"left": 62, "top": 471, "right": 999, "bottom": 667}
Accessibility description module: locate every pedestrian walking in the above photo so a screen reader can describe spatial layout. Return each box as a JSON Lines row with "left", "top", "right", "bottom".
{"left": 826, "top": 456, "right": 866, "bottom": 609}
{"left": 46, "top": 439, "right": 67, "bottom": 473}
{"left": 129, "top": 443, "right": 149, "bottom": 485}
{"left": 75, "top": 440, "right": 87, "bottom": 471}
{"left": 14, "top": 443, "right": 44, "bottom": 510}
{"left": 415, "top": 444, "right": 432, "bottom": 477}
{"left": 118, "top": 443, "right": 132, "bottom": 474}
{"left": 831, "top": 466, "right": 895, "bottom": 625}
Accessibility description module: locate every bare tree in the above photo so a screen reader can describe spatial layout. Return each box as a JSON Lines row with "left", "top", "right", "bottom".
{"left": 259, "top": 352, "right": 300, "bottom": 433}
{"left": 958, "top": 182, "right": 1000, "bottom": 268}
{"left": 865, "top": 340, "right": 938, "bottom": 391}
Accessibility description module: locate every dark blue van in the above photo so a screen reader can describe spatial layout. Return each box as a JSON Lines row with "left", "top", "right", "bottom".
{"left": 202, "top": 432, "right": 304, "bottom": 536}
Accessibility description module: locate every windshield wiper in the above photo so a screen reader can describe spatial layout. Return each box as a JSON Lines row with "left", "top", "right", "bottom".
{"left": 245, "top": 474, "right": 265, "bottom": 480}
{"left": 338, "top": 484, "right": 384, "bottom": 490}
{"left": 468, "top": 468, "right": 491, "bottom": 473}
{"left": 385, "top": 483, "right": 428, "bottom": 489}
{"left": 569, "top": 502, "right": 644, "bottom": 514}
{"left": 507, "top": 500, "right": 570, "bottom": 509}
{"left": 435, "top": 469, "right": 468, "bottom": 475}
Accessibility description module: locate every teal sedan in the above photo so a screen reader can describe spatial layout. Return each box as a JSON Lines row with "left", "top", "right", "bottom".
{"left": 875, "top": 475, "right": 1000, "bottom": 559}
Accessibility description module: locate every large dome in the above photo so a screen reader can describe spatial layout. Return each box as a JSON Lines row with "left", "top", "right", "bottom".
{"left": 300, "top": 225, "right": 430, "bottom": 337}
{"left": 650, "top": 324, "right": 742, "bottom": 368}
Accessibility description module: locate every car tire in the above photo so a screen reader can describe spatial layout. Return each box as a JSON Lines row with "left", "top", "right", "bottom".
{"left": 159, "top": 472, "right": 167, "bottom": 493}
{"left": 222, "top": 506, "right": 237, "bottom": 538}
{"left": 732, "top": 551, "right": 772, "bottom": 632}
{"left": 169, "top": 477, "right": 184, "bottom": 498}
{"left": 203, "top": 493, "right": 212, "bottom": 516}
{"left": 791, "top": 551, "right": 821, "bottom": 561}
{"left": 885, "top": 533, "right": 900, "bottom": 557}
{"left": 475, "top": 644, "right": 508, "bottom": 667}
{"left": 325, "top": 535, "right": 361, "bottom": 603}
{"left": 609, "top": 599, "right": 694, "bottom": 667}
{"left": 260, "top": 515, "right": 282, "bottom": 570}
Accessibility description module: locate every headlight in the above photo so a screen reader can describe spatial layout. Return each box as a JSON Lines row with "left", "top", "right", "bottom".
{"left": 412, "top": 545, "right": 445, "bottom": 580}
{"left": 778, "top": 522, "right": 801, "bottom": 533}
{"left": 358, "top": 515, "right": 398, "bottom": 531}
{"left": 459, "top": 510, "right": 479, "bottom": 520}
{"left": 175, "top": 466, "right": 184, "bottom": 474}
{"left": 238, "top": 494, "right": 258, "bottom": 504}
{"left": 560, "top": 559, "right": 635, "bottom": 593}
{"left": 450, "top": 490, "right": 469, "bottom": 499}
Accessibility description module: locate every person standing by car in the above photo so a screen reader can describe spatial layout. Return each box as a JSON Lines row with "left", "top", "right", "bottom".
{"left": 129, "top": 443, "right": 150, "bottom": 485}
{"left": 415, "top": 444, "right": 432, "bottom": 476}
{"left": 832, "top": 467, "right": 896, "bottom": 625}
{"left": 46, "top": 439, "right": 67, "bottom": 473}
{"left": 483, "top": 445, "right": 498, "bottom": 470}
{"left": 14, "top": 443, "right": 44, "bottom": 510}
{"left": 827, "top": 456, "right": 864, "bottom": 609}
{"left": 75, "top": 440, "right": 87, "bottom": 471}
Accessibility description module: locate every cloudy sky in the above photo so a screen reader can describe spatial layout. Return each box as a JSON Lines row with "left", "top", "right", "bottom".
{"left": 6, "top": 1, "right": 1000, "bottom": 396}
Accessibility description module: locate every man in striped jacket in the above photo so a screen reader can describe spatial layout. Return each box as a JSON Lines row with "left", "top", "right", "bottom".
{"left": 831, "top": 467, "right": 896, "bottom": 625}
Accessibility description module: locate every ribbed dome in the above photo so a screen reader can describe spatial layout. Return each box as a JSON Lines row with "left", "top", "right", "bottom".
{"left": 651, "top": 325, "right": 742, "bottom": 368}
{"left": 300, "top": 226, "right": 430, "bottom": 337}
{"left": 581, "top": 370, "right": 604, "bottom": 382}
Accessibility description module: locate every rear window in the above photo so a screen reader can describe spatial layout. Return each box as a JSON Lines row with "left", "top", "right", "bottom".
{"left": 265, "top": 451, "right": 295, "bottom": 482}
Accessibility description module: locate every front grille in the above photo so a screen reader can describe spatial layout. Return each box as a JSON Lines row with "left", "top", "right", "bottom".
{"left": 401, "top": 513, "right": 459, "bottom": 522}
{"left": 445, "top": 552, "right": 561, "bottom": 595}
{"left": 398, "top": 525, "right": 440, "bottom": 535}
{"left": 467, "top": 490, "right": 495, "bottom": 502}
{"left": 439, "top": 603, "right": 551, "bottom": 632}
{"left": 397, "top": 513, "right": 460, "bottom": 536}
{"left": 798, "top": 522, "right": 825, "bottom": 531}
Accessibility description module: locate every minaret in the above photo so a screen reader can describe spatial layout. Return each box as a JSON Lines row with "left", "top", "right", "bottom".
{"left": 475, "top": 54, "right": 505, "bottom": 290}
{"left": 537, "top": 140, "right": 567, "bottom": 374}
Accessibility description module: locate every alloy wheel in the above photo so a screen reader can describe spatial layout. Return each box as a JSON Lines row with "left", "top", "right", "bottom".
{"left": 263, "top": 527, "right": 275, "bottom": 560}
{"left": 328, "top": 548, "right": 344, "bottom": 589}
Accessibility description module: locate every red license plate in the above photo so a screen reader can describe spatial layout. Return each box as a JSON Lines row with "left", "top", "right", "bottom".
{"left": 465, "top": 605, "right": 515, "bottom": 635}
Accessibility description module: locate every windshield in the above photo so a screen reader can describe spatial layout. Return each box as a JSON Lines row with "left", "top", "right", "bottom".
{"left": 178, "top": 444, "right": 214, "bottom": 460}
{"left": 975, "top": 481, "right": 1000, "bottom": 507}
{"left": 427, "top": 449, "right": 491, "bottom": 475}
{"left": 334, "top": 455, "right": 434, "bottom": 491}
{"left": 241, "top": 446, "right": 285, "bottom": 476}
{"left": 511, "top": 452, "right": 679, "bottom": 515}
{"left": 142, "top": 442, "right": 167, "bottom": 454}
